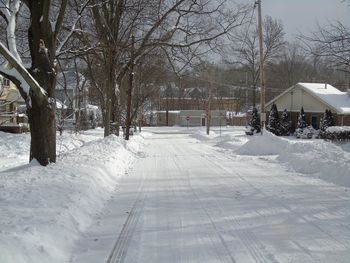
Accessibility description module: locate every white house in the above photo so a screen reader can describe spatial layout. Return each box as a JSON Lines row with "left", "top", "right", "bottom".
{"left": 265, "top": 82, "right": 350, "bottom": 130}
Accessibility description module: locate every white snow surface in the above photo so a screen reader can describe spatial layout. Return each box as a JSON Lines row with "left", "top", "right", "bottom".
{"left": 1, "top": 126, "right": 350, "bottom": 262}
{"left": 72, "top": 127, "right": 350, "bottom": 263}
{"left": 298, "top": 82, "right": 350, "bottom": 114}
{"left": 235, "top": 131, "right": 350, "bottom": 187}
{"left": 0, "top": 129, "right": 147, "bottom": 263}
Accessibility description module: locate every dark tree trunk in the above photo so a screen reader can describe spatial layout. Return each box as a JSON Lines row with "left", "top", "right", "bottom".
{"left": 125, "top": 65, "right": 134, "bottom": 140}
{"left": 28, "top": 95, "right": 56, "bottom": 165}
{"left": 112, "top": 92, "right": 120, "bottom": 136}
{"left": 103, "top": 47, "right": 116, "bottom": 137}
{"left": 27, "top": 1, "right": 57, "bottom": 165}
{"left": 104, "top": 98, "right": 112, "bottom": 137}
{"left": 125, "top": 36, "right": 135, "bottom": 141}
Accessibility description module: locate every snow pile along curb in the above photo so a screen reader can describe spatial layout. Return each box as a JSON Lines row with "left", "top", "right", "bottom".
{"left": 235, "top": 133, "right": 350, "bottom": 188}
{"left": 0, "top": 134, "right": 145, "bottom": 263}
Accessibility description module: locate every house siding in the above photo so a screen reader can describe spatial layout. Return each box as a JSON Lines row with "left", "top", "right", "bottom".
{"left": 271, "top": 86, "right": 332, "bottom": 114}
{"left": 343, "top": 116, "right": 350, "bottom": 125}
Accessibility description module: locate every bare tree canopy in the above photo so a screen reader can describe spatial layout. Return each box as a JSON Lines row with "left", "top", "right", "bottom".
{"left": 79, "top": 0, "right": 251, "bottom": 137}
{"left": 300, "top": 21, "right": 350, "bottom": 73}
{"left": 228, "top": 14, "right": 285, "bottom": 106}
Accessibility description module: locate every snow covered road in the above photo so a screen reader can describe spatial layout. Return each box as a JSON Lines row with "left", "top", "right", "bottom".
{"left": 73, "top": 129, "right": 350, "bottom": 263}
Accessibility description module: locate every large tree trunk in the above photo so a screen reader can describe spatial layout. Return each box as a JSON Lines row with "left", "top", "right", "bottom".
{"left": 112, "top": 91, "right": 120, "bottom": 136}
{"left": 27, "top": 1, "right": 58, "bottom": 165}
{"left": 125, "top": 36, "right": 135, "bottom": 141}
{"left": 28, "top": 94, "right": 56, "bottom": 165}
{"left": 104, "top": 98, "right": 112, "bottom": 137}
{"left": 125, "top": 67, "right": 134, "bottom": 140}
{"left": 103, "top": 54, "right": 115, "bottom": 137}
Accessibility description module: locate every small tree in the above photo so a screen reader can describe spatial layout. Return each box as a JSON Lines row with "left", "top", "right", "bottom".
{"left": 320, "top": 109, "right": 335, "bottom": 131}
{"left": 280, "top": 109, "right": 292, "bottom": 136}
{"left": 267, "top": 103, "right": 280, "bottom": 135}
{"left": 295, "top": 107, "right": 315, "bottom": 139}
{"left": 297, "top": 107, "right": 307, "bottom": 129}
{"left": 246, "top": 107, "right": 261, "bottom": 135}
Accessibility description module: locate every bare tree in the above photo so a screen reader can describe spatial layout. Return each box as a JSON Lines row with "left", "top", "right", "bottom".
{"left": 300, "top": 21, "right": 350, "bottom": 73}
{"left": 81, "top": 0, "right": 250, "bottom": 138}
{"left": 266, "top": 42, "right": 311, "bottom": 90}
{"left": 229, "top": 15, "right": 285, "bottom": 107}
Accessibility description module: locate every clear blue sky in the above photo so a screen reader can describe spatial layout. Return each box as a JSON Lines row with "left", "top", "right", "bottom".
{"left": 237, "top": 0, "right": 350, "bottom": 40}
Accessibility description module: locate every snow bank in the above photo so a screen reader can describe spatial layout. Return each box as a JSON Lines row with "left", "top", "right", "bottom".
{"left": 0, "top": 131, "right": 29, "bottom": 171}
{"left": 0, "top": 132, "right": 146, "bottom": 263}
{"left": 0, "top": 129, "right": 106, "bottom": 172}
{"left": 191, "top": 129, "right": 218, "bottom": 141}
{"left": 235, "top": 133, "right": 350, "bottom": 187}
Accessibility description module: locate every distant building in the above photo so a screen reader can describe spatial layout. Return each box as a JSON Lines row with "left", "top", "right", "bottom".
{"left": 159, "top": 84, "right": 239, "bottom": 112}
{"left": 0, "top": 77, "right": 28, "bottom": 133}
{"left": 156, "top": 110, "right": 226, "bottom": 127}
{"left": 227, "top": 112, "right": 248, "bottom": 126}
{"left": 160, "top": 97, "right": 239, "bottom": 112}
{"left": 265, "top": 83, "right": 350, "bottom": 130}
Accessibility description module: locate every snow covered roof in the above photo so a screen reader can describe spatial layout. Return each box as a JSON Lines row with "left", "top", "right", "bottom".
{"left": 297, "top": 83, "right": 350, "bottom": 114}
{"left": 266, "top": 82, "right": 350, "bottom": 114}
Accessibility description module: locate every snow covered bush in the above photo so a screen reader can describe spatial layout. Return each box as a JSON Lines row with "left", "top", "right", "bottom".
{"left": 295, "top": 107, "right": 313, "bottom": 138}
{"left": 279, "top": 109, "right": 292, "bottom": 136}
{"left": 245, "top": 107, "right": 261, "bottom": 135}
{"left": 320, "top": 110, "right": 335, "bottom": 130}
{"left": 321, "top": 126, "right": 350, "bottom": 141}
{"left": 266, "top": 103, "right": 281, "bottom": 135}
{"left": 297, "top": 107, "right": 307, "bottom": 129}
{"left": 319, "top": 109, "right": 335, "bottom": 138}
{"left": 296, "top": 125, "right": 317, "bottom": 139}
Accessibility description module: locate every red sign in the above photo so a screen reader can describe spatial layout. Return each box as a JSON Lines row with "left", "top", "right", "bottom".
{"left": 186, "top": 116, "right": 190, "bottom": 121}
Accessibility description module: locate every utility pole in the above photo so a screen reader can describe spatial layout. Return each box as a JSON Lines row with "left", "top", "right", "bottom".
{"left": 257, "top": 0, "right": 266, "bottom": 133}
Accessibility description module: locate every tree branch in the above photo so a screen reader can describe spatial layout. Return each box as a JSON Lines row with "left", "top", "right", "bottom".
{"left": 54, "top": 0, "right": 68, "bottom": 37}
{"left": 0, "top": 42, "right": 47, "bottom": 105}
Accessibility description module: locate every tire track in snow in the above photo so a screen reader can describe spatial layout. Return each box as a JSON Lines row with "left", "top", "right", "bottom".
{"left": 106, "top": 179, "right": 146, "bottom": 263}
{"left": 189, "top": 169, "right": 279, "bottom": 263}
{"left": 172, "top": 153, "right": 237, "bottom": 263}
{"left": 172, "top": 139, "right": 278, "bottom": 262}
{"left": 180, "top": 162, "right": 277, "bottom": 263}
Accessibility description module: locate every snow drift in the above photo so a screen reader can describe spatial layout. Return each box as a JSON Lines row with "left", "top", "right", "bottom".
{"left": 235, "top": 132, "right": 350, "bottom": 188}
{"left": 0, "top": 132, "right": 146, "bottom": 263}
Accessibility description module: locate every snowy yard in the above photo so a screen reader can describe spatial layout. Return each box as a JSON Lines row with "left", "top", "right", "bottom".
{"left": 1, "top": 127, "right": 350, "bottom": 262}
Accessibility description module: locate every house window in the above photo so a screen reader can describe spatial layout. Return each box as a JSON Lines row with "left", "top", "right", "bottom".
{"left": 3, "top": 78, "right": 10, "bottom": 86}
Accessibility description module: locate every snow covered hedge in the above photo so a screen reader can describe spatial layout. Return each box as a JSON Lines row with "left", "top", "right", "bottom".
{"left": 320, "top": 126, "right": 350, "bottom": 141}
